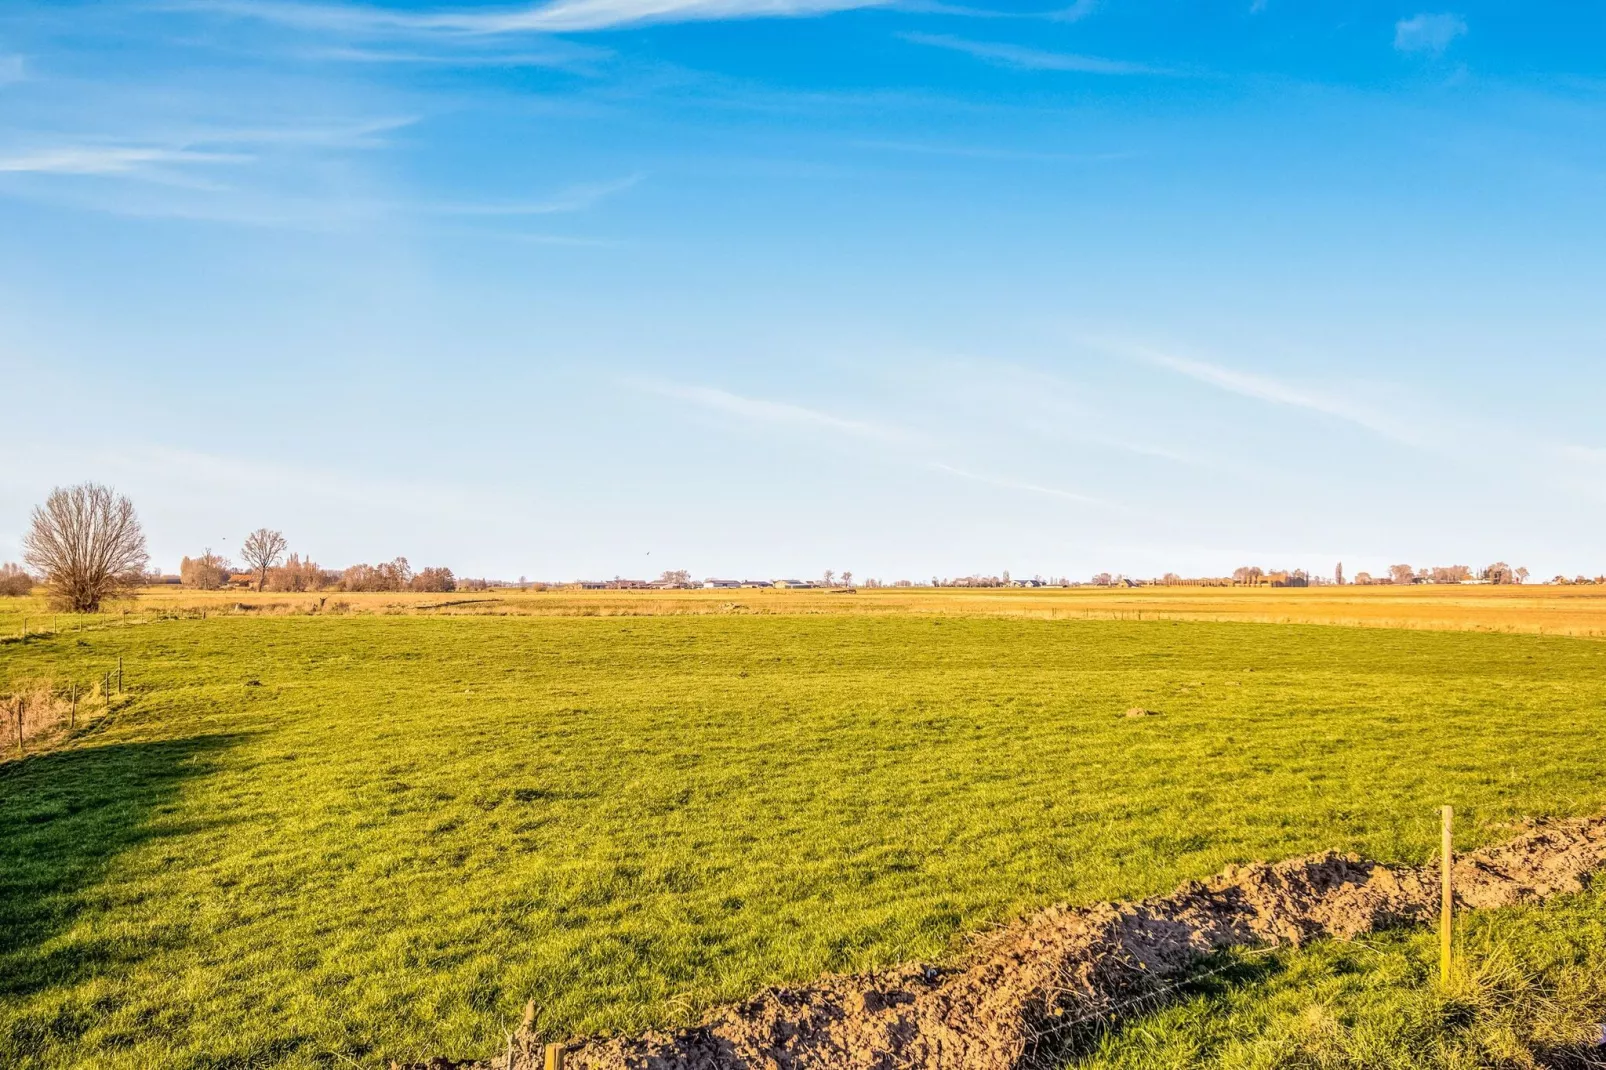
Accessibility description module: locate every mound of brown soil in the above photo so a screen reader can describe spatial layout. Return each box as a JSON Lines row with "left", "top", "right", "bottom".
{"left": 413, "top": 813, "right": 1606, "bottom": 1070}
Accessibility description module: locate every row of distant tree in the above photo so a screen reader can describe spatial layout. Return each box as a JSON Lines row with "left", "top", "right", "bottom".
{"left": 1220, "top": 563, "right": 1537, "bottom": 586}
{"left": 1346, "top": 563, "right": 1532, "bottom": 585}
{"left": 4, "top": 482, "right": 492, "bottom": 612}
{"left": 178, "top": 549, "right": 470, "bottom": 594}
{"left": 928, "top": 563, "right": 1551, "bottom": 588}
{"left": 1, "top": 482, "right": 1593, "bottom": 613}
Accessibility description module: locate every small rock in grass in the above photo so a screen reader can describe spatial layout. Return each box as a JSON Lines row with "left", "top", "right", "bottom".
{"left": 1123, "top": 707, "right": 1160, "bottom": 718}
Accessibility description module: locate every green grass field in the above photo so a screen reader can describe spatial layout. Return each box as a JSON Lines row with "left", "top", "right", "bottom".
{"left": 3, "top": 612, "right": 1606, "bottom": 1068}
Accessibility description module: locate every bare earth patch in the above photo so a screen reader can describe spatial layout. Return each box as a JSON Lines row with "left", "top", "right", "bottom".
{"left": 406, "top": 813, "right": 1606, "bottom": 1070}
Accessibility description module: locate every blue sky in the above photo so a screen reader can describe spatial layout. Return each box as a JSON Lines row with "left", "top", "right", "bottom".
{"left": 3, "top": 0, "right": 1605, "bottom": 582}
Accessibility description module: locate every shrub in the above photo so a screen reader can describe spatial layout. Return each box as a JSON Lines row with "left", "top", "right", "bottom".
{"left": 410, "top": 567, "right": 456, "bottom": 593}
{"left": 339, "top": 558, "right": 412, "bottom": 592}
{"left": 0, "top": 562, "right": 33, "bottom": 597}
{"left": 266, "top": 555, "right": 333, "bottom": 592}
{"left": 180, "top": 552, "right": 232, "bottom": 590}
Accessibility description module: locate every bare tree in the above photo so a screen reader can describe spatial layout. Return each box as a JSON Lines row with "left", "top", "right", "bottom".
{"left": 841, "top": 570, "right": 853, "bottom": 588}
{"left": 181, "top": 549, "right": 232, "bottom": 590}
{"left": 1389, "top": 563, "right": 1416, "bottom": 585}
{"left": 23, "top": 483, "right": 149, "bottom": 612}
{"left": 1516, "top": 566, "right": 1529, "bottom": 584}
{"left": 823, "top": 569, "right": 835, "bottom": 587}
{"left": 240, "top": 529, "right": 289, "bottom": 592}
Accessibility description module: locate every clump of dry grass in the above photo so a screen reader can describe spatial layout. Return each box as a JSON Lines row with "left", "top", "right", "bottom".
{"left": 1, "top": 677, "right": 113, "bottom": 760}
{"left": 2, "top": 679, "right": 72, "bottom": 758}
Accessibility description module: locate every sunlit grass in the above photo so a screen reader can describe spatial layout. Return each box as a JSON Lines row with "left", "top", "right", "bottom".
{"left": 3, "top": 612, "right": 1605, "bottom": 1068}
{"left": 1072, "top": 887, "right": 1606, "bottom": 1069}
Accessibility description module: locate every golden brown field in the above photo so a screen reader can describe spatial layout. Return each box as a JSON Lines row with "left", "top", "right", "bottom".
{"left": 7, "top": 582, "right": 1606, "bottom": 639}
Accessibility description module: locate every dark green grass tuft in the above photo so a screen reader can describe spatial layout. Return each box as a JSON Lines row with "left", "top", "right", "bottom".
{"left": 3, "top": 615, "right": 1606, "bottom": 1068}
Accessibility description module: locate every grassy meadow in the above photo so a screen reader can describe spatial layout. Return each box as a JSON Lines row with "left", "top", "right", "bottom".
{"left": 3, "top": 593, "right": 1606, "bottom": 1068}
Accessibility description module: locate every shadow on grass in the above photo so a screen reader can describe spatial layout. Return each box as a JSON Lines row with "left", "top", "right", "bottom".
{"left": 1540, "top": 1045, "right": 1606, "bottom": 1070}
{"left": 1046, "top": 948, "right": 1288, "bottom": 1066}
{"left": 0, "top": 733, "right": 244, "bottom": 1002}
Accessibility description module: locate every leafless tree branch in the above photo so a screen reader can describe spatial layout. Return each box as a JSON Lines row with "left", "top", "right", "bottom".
{"left": 240, "top": 529, "right": 289, "bottom": 592}
{"left": 22, "top": 483, "right": 149, "bottom": 612}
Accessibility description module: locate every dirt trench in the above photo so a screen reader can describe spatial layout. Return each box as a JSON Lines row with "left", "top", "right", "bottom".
{"left": 412, "top": 813, "right": 1606, "bottom": 1070}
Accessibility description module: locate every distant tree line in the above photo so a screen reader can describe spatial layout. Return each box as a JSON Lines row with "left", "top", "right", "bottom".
{"left": 177, "top": 547, "right": 464, "bottom": 594}
{"left": 7, "top": 481, "right": 1597, "bottom": 612}
{"left": 1351, "top": 563, "right": 1529, "bottom": 586}
{"left": 930, "top": 572, "right": 1071, "bottom": 588}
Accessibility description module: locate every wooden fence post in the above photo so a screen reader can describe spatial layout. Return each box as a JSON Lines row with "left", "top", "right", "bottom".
{"left": 71, "top": 683, "right": 77, "bottom": 729}
{"left": 1440, "top": 804, "right": 1454, "bottom": 984}
{"left": 14, "top": 697, "right": 23, "bottom": 757}
{"left": 118, "top": 657, "right": 124, "bottom": 694}
{"left": 544, "top": 1043, "right": 566, "bottom": 1070}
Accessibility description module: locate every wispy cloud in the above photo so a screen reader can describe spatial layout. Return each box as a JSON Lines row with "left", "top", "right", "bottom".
{"left": 899, "top": 32, "right": 1169, "bottom": 74}
{"left": 630, "top": 380, "right": 916, "bottom": 444}
{"left": 0, "top": 120, "right": 407, "bottom": 221}
{"left": 633, "top": 377, "right": 1119, "bottom": 509}
{"left": 302, "top": 44, "right": 607, "bottom": 68}
{"left": 851, "top": 138, "right": 1131, "bottom": 162}
{"left": 0, "top": 115, "right": 629, "bottom": 231}
{"left": 1557, "top": 444, "right": 1606, "bottom": 467}
{"left": 0, "top": 55, "right": 24, "bottom": 87}
{"left": 0, "top": 146, "right": 251, "bottom": 177}
{"left": 183, "top": 0, "right": 891, "bottom": 34}
{"left": 889, "top": 0, "right": 1097, "bottom": 21}
{"left": 928, "top": 462, "right": 1108, "bottom": 506}
{"left": 1120, "top": 343, "right": 1425, "bottom": 448}
{"left": 1394, "top": 12, "right": 1466, "bottom": 55}
{"left": 426, "top": 174, "right": 641, "bottom": 215}
{"left": 0, "top": 118, "right": 416, "bottom": 180}
{"left": 1024, "top": 416, "right": 1217, "bottom": 470}
{"left": 933, "top": 358, "right": 1221, "bottom": 470}
{"left": 1049, "top": 0, "right": 1097, "bottom": 23}
{"left": 194, "top": 117, "right": 422, "bottom": 149}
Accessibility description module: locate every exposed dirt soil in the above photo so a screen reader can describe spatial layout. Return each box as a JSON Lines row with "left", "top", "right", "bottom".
{"left": 408, "top": 813, "right": 1606, "bottom": 1070}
